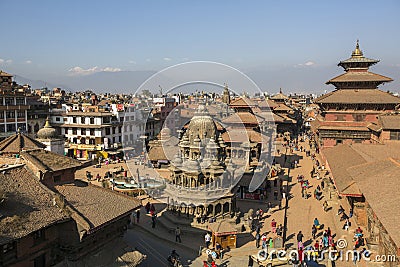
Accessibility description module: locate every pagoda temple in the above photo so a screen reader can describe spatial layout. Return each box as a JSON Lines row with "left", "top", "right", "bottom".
{"left": 312, "top": 41, "right": 400, "bottom": 147}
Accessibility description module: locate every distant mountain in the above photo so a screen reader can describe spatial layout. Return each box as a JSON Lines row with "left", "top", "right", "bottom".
{"left": 13, "top": 75, "right": 70, "bottom": 91}
{"left": 13, "top": 65, "right": 399, "bottom": 95}
{"left": 56, "top": 70, "right": 157, "bottom": 93}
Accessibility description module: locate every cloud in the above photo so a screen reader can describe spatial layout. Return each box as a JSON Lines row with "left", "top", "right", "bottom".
{"left": 163, "top": 57, "right": 171, "bottom": 61}
{"left": 25, "top": 60, "right": 32, "bottom": 64}
{"left": 128, "top": 60, "right": 136, "bottom": 64}
{"left": 0, "top": 59, "right": 12, "bottom": 64}
{"left": 68, "top": 66, "right": 122, "bottom": 76}
{"left": 146, "top": 58, "right": 151, "bottom": 62}
{"left": 295, "top": 61, "right": 316, "bottom": 67}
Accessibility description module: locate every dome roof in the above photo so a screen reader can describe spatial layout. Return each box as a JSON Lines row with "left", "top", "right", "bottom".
{"left": 187, "top": 105, "right": 217, "bottom": 145}
{"left": 37, "top": 118, "right": 57, "bottom": 139}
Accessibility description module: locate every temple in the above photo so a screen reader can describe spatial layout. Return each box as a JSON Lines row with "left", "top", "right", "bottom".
{"left": 312, "top": 41, "right": 400, "bottom": 147}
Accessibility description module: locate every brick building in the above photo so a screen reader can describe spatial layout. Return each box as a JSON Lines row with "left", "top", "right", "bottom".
{"left": 312, "top": 41, "right": 400, "bottom": 147}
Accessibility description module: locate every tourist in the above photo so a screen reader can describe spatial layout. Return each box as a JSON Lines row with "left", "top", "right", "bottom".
{"left": 248, "top": 255, "right": 254, "bottom": 267}
{"left": 297, "top": 231, "right": 304, "bottom": 243}
{"left": 145, "top": 201, "right": 151, "bottom": 214}
{"left": 268, "top": 237, "right": 273, "bottom": 249}
{"left": 151, "top": 214, "right": 157, "bottom": 228}
{"left": 205, "top": 232, "right": 211, "bottom": 248}
{"left": 255, "top": 232, "right": 261, "bottom": 248}
{"left": 175, "top": 226, "right": 182, "bottom": 243}
{"left": 271, "top": 219, "right": 277, "bottom": 233}
{"left": 136, "top": 209, "right": 140, "bottom": 223}
{"left": 321, "top": 180, "right": 325, "bottom": 189}
{"left": 337, "top": 205, "right": 344, "bottom": 215}
{"left": 323, "top": 200, "right": 329, "bottom": 212}
{"left": 349, "top": 208, "right": 353, "bottom": 218}
{"left": 150, "top": 204, "right": 156, "bottom": 215}
{"left": 311, "top": 225, "right": 317, "bottom": 239}
{"left": 276, "top": 224, "right": 283, "bottom": 236}
{"left": 215, "top": 242, "right": 222, "bottom": 258}
{"left": 313, "top": 218, "right": 320, "bottom": 229}
{"left": 261, "top": 233, "right": 267, "bottom": 249}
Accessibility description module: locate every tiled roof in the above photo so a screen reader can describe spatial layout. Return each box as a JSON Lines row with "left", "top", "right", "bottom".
{"left": 378, "top": 113, "right": 400, "bottom": 130}
{"left": 323, "top": 145, "right": 365, "bottom": 196}
{"left": 339, "top": 57, "right": 379, "bottom": 65}
{"left": 229, "top": 97, "right": 257, "bottom": 107}
{"left": 0, "top": 165, "right": 68, "bottom": 245}
{"left": 270, "top": 93, "right": 288, "bottom": 100}
{"left": 55, "top": 180, "right": 141, "bottom": 229}
{"left": 209, "top": 220, "right": 237, "bottom": 235}
{"left": 347, "top": 158, "right": 400, "bottom": 247}
{"left": 326, "top": 71, "right": 393, "bottom": 84}
{"left": 222, "top": 112, "right": 262, "bottom": 125}
{"left": 315, "top": 89, "right": 400, "bottom": 104}
{"left": 0, "top": 132, "right": 46, "bottom": 154}
{"left": 21, "top": 149, "right": 81, "bottom": 172}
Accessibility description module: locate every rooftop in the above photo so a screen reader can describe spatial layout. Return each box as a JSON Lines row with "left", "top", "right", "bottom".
{"left": 326, "top": 71, "right": 393, "bottom": 84}
{"left": 378, "top": 113, "right": 400, "bottom": 130}
{"left": 0, "top": 165, "right": 68, "bottom": 245}
{"left": 347, "top": 158, "right": 400, "bottom": 248}
{"left": 21, "top": 149, "right": 81, "bottom": 172}
{"left": 315, "top": 89, "right": 400, "bottom": 104}
{"left": 0, "top": 132, "right": 46, "bottom": 154}
{"left": 54, "top": 180, "right": 141, "bottom": 229}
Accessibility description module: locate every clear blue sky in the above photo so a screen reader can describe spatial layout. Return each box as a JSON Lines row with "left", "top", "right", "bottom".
{"left": 1, "top": 0, "right": 400, "bottom": 92}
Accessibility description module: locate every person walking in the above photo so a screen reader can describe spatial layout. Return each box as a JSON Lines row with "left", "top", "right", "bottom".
{"left": 261, "top": 233, "right": 267, "bottom": 249}
{"left": 205, "top": 232, "right": 211, "bottom": 248}
{"left": 255, "top": 232, "right": 261, "bottom": 248}
{"left": 145, "top": 201, "right": 151, "bottom": 214}
{"left": 312, "top": 225, "right": 317, "bottom": 239}
{"left": 136, "top": 209, "right": 140, "bottom": 223}
{"left": 175, "top": 227, "right": 182, "bottom": 243}
{"left": 151, "top": 213, "right": 156, "bottom": 228}
{"left": 297, "top": 231, "right": 304, "bottom": 243}
{"left": 271, "top": 219, "right": 277, "bottom": 233}
{"left": 248, "top": 255, "right": 254, "bottom": 267}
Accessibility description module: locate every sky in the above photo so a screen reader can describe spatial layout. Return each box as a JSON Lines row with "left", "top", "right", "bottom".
{"left": 1, "top": 0, "right": 400, "bottom": 93}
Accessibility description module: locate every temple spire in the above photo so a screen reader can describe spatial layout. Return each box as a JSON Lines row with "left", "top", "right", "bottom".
{"left": 352, "top": 39, "right": 363, "bottom": 57}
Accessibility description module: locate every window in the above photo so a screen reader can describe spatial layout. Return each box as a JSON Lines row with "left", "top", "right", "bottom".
{"left": 80, "top": 117, "right": 85, "bottom": 124}
{"left": 2, "top": 242, "right": 15, "bottom": 254}
{"left": 72, "top": 128, "right": 77, "bottom": 135}
{"left": 112, "top": 127, "right": 116, "bottom": 134}
{"left": 0, "top": 111, "right": 4, "bottom": 119}
{"left": 90, "top": 117, "right": 95, "bottom": 124}
{"left": 105, "top": 128, "right": 110, "bottom": 135}
{"left": 72, "top": 117, "right": 77, "bottom": 123}
{"left": 5, "top": 97, "right": 14, "bottom": 105}
{"left": 0, "top": 97, "right": 3, "bottom": 105}
{"left": 16, "top": 97, "right": 25, "bottom": 105}
{"left": 56, "top": 117, "right": 61, "bottom": 122}
{"left": 390, "top": 130, "right": 400, "bottom": 140}
{"left": 6, "top": 111, "right": 15, "bottom": 118}
{"left": 6, "top": 124, "right": 15, "bottom": 132}
{"left": 33, "top": 229, "right": 45, "bottom": 242}
{"left": 17, "top": 111, "right": 25, "bottom": 118}
{"left": 90, "top": 129, "right": 95, "bottom": 136}
{"left": 34, "top": 253, "right": 46, "bottom": 267}
{"left": 103, "top": 117, "right": 110, "bottom": 123}
{"left": 336, "top": 139, "right": 343, "bottom": 145}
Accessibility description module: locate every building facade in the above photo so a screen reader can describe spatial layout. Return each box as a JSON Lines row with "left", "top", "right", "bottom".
{"left": 0, "top": 71, "right": 29, "bottom": 138}
{"left": 312, "top": 41, "right": 400, "bottom": 147}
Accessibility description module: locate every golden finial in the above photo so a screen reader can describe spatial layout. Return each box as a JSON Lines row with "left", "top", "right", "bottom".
{"left": 352, "top": 39, "right": 363, "bottom": 57}
{"left": 44, "top": 116, "right": 51, "bottom": 128}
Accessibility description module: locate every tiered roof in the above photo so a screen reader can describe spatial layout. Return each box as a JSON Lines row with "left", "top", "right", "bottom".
{"left": 315, "top": 89, "right": 400, "bottom": 104}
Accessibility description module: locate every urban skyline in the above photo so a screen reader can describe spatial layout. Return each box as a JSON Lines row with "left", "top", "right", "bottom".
{"left": 1, "top": 1, "right": 400, "bottom": 93}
